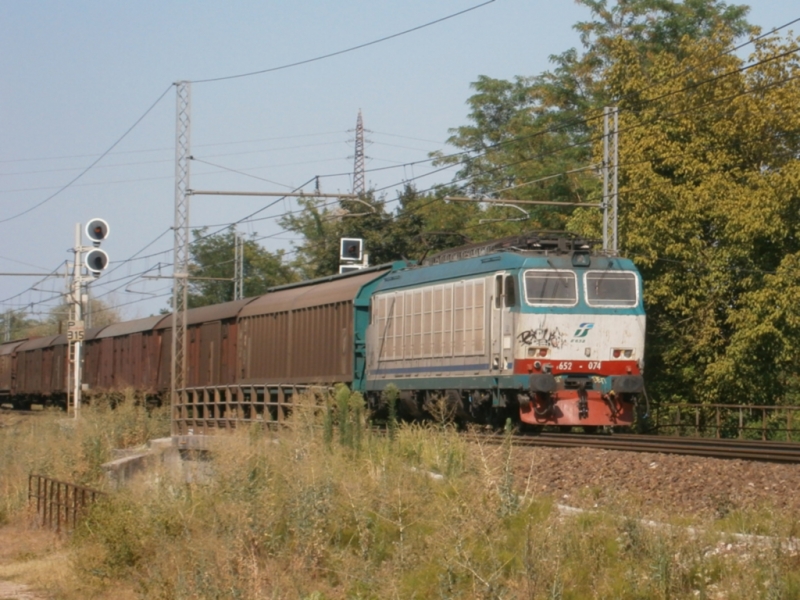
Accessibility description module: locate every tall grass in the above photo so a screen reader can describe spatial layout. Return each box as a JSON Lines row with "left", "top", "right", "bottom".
{"left": 3, "top": 389, "right": 800, "bottom": 598}
{"left": 0, "top": 391, "right": 169, "bottom": 525}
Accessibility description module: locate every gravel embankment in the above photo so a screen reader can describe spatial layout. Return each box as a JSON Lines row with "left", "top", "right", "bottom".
{"left": 511, "top": 445, "right": 800, "bottom": 519}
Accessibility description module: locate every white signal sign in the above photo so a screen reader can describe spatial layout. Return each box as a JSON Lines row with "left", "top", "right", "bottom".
{"left": 67, "top": 320, "right": 85, "bottom": 342}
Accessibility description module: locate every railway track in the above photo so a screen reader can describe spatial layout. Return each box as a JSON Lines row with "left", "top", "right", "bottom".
{"left": 474, "top": 432, "right": 800, "bottom": 463}
{"left": 0, "top": 405, "right": 47, "bottom": 416}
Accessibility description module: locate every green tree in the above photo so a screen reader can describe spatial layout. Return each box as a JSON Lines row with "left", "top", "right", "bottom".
{"left": 186, "top": 228, "right": 297, "bottom": 308}
{"left": 603, "top": 27, "right": 800, "bottom": 404}
{"left": 4, "top": 296, "right": 123, "bottom": 340}
{"left": 435, "top": 0, "right": 752, "bottom": 240}
{"left": 0, "top": 311, "right": 38, "bottom": 342}
{"left": 280, "top": 187, "right": 480, "bottom": 278}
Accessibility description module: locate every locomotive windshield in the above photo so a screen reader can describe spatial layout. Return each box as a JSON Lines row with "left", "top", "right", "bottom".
{"left": 584, "top": 271, "right": 638, "bottom": 307}
{"left": 524, "top": 270, "right": 577, "bottom": 306}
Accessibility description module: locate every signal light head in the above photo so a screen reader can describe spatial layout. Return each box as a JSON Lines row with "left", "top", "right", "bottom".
{"left": 85, "top": 218, "right": 110, "bottom": 246}
{"left": 84, "top": 248, "right": 109, "bottom": 275}
{"left": 339, "top": 237, "right": 363, "bottom": 262}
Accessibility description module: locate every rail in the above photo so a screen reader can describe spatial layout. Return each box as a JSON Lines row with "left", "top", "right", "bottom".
{"left": 471, "top": 433, "right": 800, "bottom": 463}
{"left": 28, "top": 474, "right": 104, "bottom": 533}
{"left": 650, "top": 403, "right": 800, "bottom": 441}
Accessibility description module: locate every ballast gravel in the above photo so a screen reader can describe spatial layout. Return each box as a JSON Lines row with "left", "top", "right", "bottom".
{"left": 510, "top": 445, "right": 800, "bottom": 520}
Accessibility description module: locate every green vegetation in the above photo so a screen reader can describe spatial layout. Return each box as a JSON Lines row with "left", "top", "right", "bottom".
{"left": 186, "top": 227, "right": 297, "bottom": 308}
{"left": 3, "top": 391, "right": 799, "bottom": 599}
{"left": 0, "top": 392, "right": 169, "bottom": 521}
{"left": 0, "top": 296, "right": 123, "bottom": 340}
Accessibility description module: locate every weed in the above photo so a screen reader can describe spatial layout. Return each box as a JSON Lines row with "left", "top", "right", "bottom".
{"left": 382, "top": 384, "right": 399, "bottom": 441}
{"left": 3, "top": 391, "right": 800, "bottom": 598}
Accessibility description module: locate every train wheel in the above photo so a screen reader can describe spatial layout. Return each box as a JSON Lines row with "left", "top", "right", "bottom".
{"left": 582, "top": 426, "right": 599, "bottom": 434}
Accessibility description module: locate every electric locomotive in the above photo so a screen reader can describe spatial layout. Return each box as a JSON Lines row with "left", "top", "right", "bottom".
{"left": 364, "top": 233, "right": 645, "bottom": 429}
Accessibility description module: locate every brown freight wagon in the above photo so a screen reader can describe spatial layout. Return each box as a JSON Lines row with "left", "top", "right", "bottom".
{"left": 84, "top": 316, "right": 165, "bottom": 395}
{"left": 14, "top": 335, "right": 68, "bottom": 400}
{"left": 171, "top": 270, "right": 389, "bottom": 436}
{"left": 0, "top": 340, "right": 26, "bottom": 400}
{"left": 155, "top": 298, "right": 255, "bottom": 390}
{"left": 237, "top": 270, "right": 384, "bottom": 386}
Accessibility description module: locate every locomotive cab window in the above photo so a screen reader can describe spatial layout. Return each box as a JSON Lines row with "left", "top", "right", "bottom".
{"left": 504, "top": 275, "right": 516, "bottom": 307}
{"left": 584, "top": 271, "right": 638, "bottom": 307}
{"left": 495, "top": 274, "right": 518, "bottom": 308}
{"left": 524, "top": 270, "right": 578, "bottom": 306}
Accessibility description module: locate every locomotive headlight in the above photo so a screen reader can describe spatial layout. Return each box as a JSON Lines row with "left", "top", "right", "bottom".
{"left": 613, "top": 349, "right": 621, "bottom": 358}
{"left": 624, "top": 349, "right": 633, "bottom": 358}
{"left": 526, "top": 347, "right": 550, "bottom": 358}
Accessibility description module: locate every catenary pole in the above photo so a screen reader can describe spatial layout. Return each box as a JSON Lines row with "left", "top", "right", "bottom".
{"left": 172, "top": 81, "right": 191, "bottom": 431}
{"left": 72, "top": 223, "right": 83, "bottom": 419}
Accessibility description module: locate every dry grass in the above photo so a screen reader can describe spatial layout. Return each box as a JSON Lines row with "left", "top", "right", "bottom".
{"left": 2, "top": 391, "right": 800, "bottom": 598}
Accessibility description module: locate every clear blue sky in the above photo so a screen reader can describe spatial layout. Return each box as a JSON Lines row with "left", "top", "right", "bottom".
{"left": 0, "top": 0, "right": 796, "bottom": 321}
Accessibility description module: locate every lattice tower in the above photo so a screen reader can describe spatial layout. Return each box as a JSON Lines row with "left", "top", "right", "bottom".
{"left": 172, "top": 81, "right": 191, "bottom": 421}
{"left": 352, "top": 110, "right": 366, "bottom": 196}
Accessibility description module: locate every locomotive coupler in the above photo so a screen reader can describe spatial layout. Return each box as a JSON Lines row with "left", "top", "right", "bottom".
{"left": 603, "top": 390, "right": 619, "bottom": 416}
{"left": 532, "top": 392, "right": 554, "bottom": 418}
{"left": 529, "top": 373, "right": 556, "bottom": 418}
{"left": 577, "top": 381, "right": 589, "bottom": 420}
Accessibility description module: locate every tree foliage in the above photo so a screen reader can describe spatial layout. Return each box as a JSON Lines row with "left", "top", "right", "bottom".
{"left": 431, "top": 0, "right": 800, "bottom": 406}
{"left": 187, "top": 228, "right": 297, "bottom": 308}
{"left": 434, "top": 0, "right": 753, "bottom": 234}
{"left": 280, "top": 187, "right": 481, "bottom": 279}
{"left": 1, "top": 296, "right": 122, "bottom": 340}
{"left": 605, "top": 29, "right": 800, "bottom": 404}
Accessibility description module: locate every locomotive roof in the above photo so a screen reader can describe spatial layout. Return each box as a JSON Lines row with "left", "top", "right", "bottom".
{"left": 421, "top": 232, "right": 598, "bottom": 266}
{"left": 377, "top": 249, "right": 637, "bottom": 293}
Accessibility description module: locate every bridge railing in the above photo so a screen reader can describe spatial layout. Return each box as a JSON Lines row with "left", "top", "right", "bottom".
{"left": 172, "top": 384, "right": 334, "bottom": 436}
{"left": 28, "top": 474, "right": 104, "bottom": 533}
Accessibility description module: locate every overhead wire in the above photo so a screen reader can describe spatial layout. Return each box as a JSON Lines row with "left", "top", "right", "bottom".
{"left": 0, "top": 84, "right": 174, "bottom": 225}
{"left": 191, "top": 1, "right": 496, "bottom": 84}
{"left": 4, "top": 0, "right": 489, "bottom": 219}
{"left": 141, "top": 56, "right": 800, "bottom": 277}
{"left": 143, "top": 55, "right": 800, "bottom": 304}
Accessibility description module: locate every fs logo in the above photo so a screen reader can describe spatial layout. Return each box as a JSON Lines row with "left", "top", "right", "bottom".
{"left": 573, "top": 322, "right": 594, "bottom": 338}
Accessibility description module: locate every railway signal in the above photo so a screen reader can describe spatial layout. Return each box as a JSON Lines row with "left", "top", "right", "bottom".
{"left": 340, "top": 238, "right": 363, "bottom": 262}
{"left": 84, "top": 248, "right": 109, "bottom": 276}
{"left": 339, "top": 237, "right": 368, "bottom": 274}
{"left": 85, "top": 218, "right": 110, "bottom": 246}
{"left": 70, "top": 218, "right": 110, "bottom": 419}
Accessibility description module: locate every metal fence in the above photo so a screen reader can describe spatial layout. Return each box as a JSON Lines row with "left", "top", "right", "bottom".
{"left": 28, "top": 474, "right": 104, "bottom": 533}
{"left": 651, "top": 403, "right": 800, "bottom": 441}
